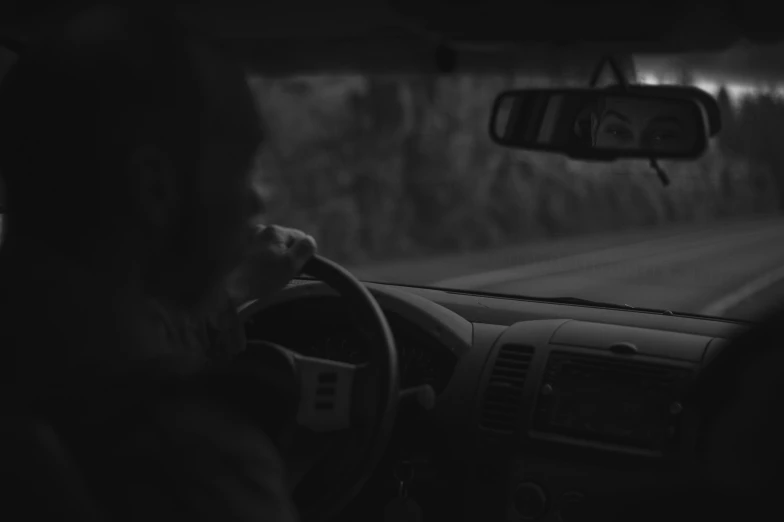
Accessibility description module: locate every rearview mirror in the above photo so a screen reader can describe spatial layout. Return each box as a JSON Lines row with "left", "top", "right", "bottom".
{"left": 489, "top": 87, "right": 716, "bottom": 160}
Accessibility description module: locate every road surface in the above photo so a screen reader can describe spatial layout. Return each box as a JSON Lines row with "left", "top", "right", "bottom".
{"left": 348, "top": 216, "right": 784, "bottom": 321}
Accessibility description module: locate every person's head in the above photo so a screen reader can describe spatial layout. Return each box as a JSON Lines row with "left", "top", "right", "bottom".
{"left": 0, "top": 5, "right": 264, "bottom": 312}
{"left": 589, "top": 95, "right": 698, "bottom": 152}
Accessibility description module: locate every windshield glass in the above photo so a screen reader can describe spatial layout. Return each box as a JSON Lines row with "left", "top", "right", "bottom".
{"left": 1, "top": 45, "right": 781, "bottom": 322}
{"left": 247, "top": 51, "right": 784, "bottom": 322}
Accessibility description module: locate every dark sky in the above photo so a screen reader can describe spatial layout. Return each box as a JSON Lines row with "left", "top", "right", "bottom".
{"left": 0, "top": 46, "right": 16, "bottom": 84}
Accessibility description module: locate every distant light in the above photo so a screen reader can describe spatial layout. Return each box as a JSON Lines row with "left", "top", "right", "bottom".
{"left": 638, "top": 73, "right": 660, "bottom": 85}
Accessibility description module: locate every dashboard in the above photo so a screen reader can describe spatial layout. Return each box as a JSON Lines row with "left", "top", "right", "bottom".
{"left": 245, "top": 277, "right": 749, "bottom": 522}
{"left": 243, "top": 294, "right": 458, "bottom": 393}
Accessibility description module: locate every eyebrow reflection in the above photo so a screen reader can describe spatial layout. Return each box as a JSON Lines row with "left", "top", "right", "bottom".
{"left": 601, "top": 109, "right": 630, "bottom": 123}
{"left": 648, "top": 116, "right": 684, "bottom": 127}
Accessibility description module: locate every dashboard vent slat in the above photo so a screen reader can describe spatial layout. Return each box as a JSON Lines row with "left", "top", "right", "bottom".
{"left": 480, "top": 344, "right": 535, "bottom": 434}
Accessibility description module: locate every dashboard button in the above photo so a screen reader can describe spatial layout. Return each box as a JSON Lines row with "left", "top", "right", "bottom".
{"left": 513, "top": 482, "right": 548, "bottom": 520}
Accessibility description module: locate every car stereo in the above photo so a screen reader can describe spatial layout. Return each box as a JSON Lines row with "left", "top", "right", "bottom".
{"left": 532, "top": 352, "right": 693, "bottom": 451}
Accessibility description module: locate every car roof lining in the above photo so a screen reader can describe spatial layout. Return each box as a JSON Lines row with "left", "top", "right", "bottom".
{"left": 0, "top": 1, "right": 783, "bottom": 81}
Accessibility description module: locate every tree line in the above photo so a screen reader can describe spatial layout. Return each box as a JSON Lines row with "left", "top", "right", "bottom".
{"left": 250, "top": 74, "right": 782, "bottom": 265}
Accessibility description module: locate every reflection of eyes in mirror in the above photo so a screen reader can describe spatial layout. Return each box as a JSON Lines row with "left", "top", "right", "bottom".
{"left": 592, "top": 97, "right": 695, "bottom": 152}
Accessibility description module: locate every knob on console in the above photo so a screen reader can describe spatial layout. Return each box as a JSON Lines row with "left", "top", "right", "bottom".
{"left": 558, "top": 492, "right": 585, "bottom": 522}
{"left": 513, "top": 482, "right": 548, "bottom": 520}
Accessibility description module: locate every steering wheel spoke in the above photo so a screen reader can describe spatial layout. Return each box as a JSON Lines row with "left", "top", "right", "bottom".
{"left": 240, "top": 255, "right": 399, "bottom": 522}
{"left": 292, "top": 353, "right": 361, "bottom": 432}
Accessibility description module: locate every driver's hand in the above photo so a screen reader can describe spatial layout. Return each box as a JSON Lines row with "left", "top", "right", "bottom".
{"left": 228, "top": 225, "right": 317, "bottom": 304}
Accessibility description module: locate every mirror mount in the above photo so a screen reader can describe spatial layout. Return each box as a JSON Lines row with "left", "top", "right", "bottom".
{"left": 649, "top": 158, "right": 670, "bottom": 187}
{"left": 590, "top": 55, "right": 672, "bottom": 187}
{"left": 588, "top": 55, "right": 630, "bottom": 90}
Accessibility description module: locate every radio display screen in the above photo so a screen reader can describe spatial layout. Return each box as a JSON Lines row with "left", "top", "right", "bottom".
{"left": 533, "top": 353, "right": 692, "bottom": 449}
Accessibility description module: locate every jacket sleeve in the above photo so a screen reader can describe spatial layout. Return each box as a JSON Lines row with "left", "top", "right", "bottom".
{"left": 141, "top": 396, "right": 300, "bottom": 522}
{"left": 152, "top": 288, "right": 246, "bottom": 366}
{"left": 203, "top": 289, "right": 246, "bottom": 365}
{"left": 48, "top": 366, "right": 299, "bottom": 522}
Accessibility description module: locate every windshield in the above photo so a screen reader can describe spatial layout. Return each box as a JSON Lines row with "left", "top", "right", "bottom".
{"left": 1, "top": 45, "right": 782, "bottom": 322}
{"left": 247, "top": 51, "right": 784, "bottom": 322}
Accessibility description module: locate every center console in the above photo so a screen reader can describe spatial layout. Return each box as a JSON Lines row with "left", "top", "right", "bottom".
{"left": 469, "top": 319, "right": 720, "bottom": 521}
{"left": 531, "top": 350, "right": 692, "bottom": 454}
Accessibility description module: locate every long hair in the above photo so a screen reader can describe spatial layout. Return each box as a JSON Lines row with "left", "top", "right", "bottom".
{"left": 572, "top": 95, "right": 607, "bottom": 147}
{"left": 0, "top": 5, "right": 204, "bottom": 255}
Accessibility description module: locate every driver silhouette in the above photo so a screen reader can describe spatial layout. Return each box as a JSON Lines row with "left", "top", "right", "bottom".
{"left": 0, "top": 5, "right": 313, "bottom": 521}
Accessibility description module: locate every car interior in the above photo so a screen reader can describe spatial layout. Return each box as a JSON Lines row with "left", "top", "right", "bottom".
{"left": 2, "top": 1, "right": 784, "bottom": 521}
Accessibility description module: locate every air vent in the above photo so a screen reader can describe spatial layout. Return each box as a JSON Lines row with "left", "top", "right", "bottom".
{"left": 480, "top": 344, "right": 535, "bottom": 433}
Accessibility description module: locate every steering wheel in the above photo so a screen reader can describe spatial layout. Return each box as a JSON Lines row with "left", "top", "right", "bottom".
{"left": 237, "top": 255, "right": 400, "bottom": 522}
